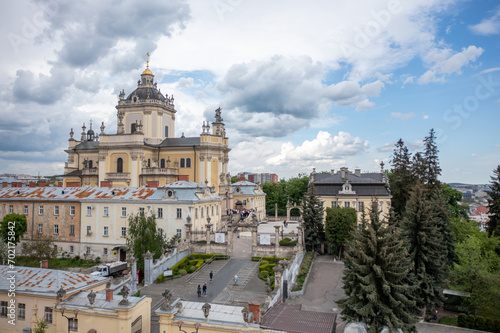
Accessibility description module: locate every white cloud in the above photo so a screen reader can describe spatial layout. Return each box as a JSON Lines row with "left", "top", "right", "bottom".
{"left": 324, "top": 80, "right": 384, "bottom": 110}
{"left": 469, "top": 7, "right": 500, "bottom": 35}
{"left": 266, "top": 131, "right": 369, "bottom": 166}
{"left": 423, "top": 114, "right": 429, "bottom": 119}
{"left": 177, "top": 77, "right": 195, "bottom": 88}
{"left": 408, "top": 140, "right": 424, "bottom": 151}
{"left": 471, "top": 153, "right": 477, "bottom": 157}
{"left": 377, "top": 143, "right": 394, "bottom": 153}
{"left": 418, "top": 46, "right": 484, "bottom": 83}
{"left": 391, "top": 112, "right": 415, "bottom": 120}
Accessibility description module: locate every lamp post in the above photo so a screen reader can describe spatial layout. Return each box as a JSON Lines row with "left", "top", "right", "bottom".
{"left": 177, "top": 320, "right": 201, "bottom": 333}
{"left": 60, "top": 307, "right": 78, "bottom": 333}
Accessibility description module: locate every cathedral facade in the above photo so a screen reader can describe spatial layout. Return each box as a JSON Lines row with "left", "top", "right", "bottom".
{"left": 63, "top": 60, "right": 233, "bottom": 212}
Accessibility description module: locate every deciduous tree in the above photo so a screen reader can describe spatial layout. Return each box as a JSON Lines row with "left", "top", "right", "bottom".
{"left": 126, "top": 213, "right": 165, "bottom": 270}
{"left": 22, "top": 232, "right": 58, "bottom": 261}
{"left": 0, "top": 213, "right": 28, "bottom": 245}
{"left": 449, "top": 234, "right": 500, "bottom": 315}
{"left": 325, "top": 206, "right": 357, "bottom": 258}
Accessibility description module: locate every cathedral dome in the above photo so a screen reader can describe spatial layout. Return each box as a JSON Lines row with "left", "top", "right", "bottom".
{"left": 126, "top": 87, "right": 166, "bottom": 102}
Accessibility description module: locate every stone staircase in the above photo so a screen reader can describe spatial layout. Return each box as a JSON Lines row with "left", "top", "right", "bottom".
{"left": 187, "top": 259, "right": 229, "bottom": 285}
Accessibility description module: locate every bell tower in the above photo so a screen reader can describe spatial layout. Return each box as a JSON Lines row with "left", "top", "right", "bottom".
{"left": 115, "top": 53, "right": 177, "bottom": 144}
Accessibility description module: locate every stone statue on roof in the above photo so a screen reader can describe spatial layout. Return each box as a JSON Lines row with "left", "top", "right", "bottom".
{"left": 215, "top": 107, "right": 223, "bottom": 122}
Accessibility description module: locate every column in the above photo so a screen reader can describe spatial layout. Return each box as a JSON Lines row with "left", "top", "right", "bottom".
{"left": 98, "top": 153, "right": 106, "bottom": 185}
{"left": 275, "top": 203, "right": 278, "bottom": 220}
{"left": 185, "top": 223, "right": 192, "bottom": 243}
{"left": 274, "top": 225, "right": 280, "bottom": 250}
{"left": 296, "top": 226, "right": 304, "bottom": 251}
{"left": 205, "top": 221, "right": 212, "bottom": 245}
{"left": 207, "top": 156, "right": 212, "bottom": 185}
{"left": 143, "top": 251, "right": 154, "bottom": 286}
{"left": 128, "top": 257, "right": 138, "bottom": 294}
{"left": 199, "top": 156, "right": 205, "bottom": 184}
{"left": 130, "top": 153, "right": 139, "bottom": 187}
{"left": 251, "top": 226, "right": 258, "bottom": 246}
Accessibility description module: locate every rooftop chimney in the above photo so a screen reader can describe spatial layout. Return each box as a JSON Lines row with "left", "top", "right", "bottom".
{"left": 355, "top": 169, "right": 361, "bottom": 177}
{"left": 106, "top": 288, "right": 113, "bottom": 301}
{"left": 248, "top": 302, "right": 261, "bottom": 323}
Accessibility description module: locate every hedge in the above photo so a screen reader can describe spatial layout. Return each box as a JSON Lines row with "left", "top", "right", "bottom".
{"left": 252, "top": 256, "right": 290, "bottom": 263}
{"left": 458, "top": 313, "right": 500, "bottom": 332}
{"left": 279, "top": 237, "right": 298, "bottom": 246}
{"left": 291, "top": 251, "right": 314, "bottom": 292}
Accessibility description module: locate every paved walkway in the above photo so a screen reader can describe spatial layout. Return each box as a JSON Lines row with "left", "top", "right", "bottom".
{"left": 286, "top": 254, "right": 484, "bottom": 333}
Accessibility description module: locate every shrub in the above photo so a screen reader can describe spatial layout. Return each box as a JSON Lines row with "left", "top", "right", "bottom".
{"left": 260, "top": 260, "right": 269, "bottom": 265}
{"left": 475, "top": 316, "right": 486, "bottom": 331}
{"left": 95, "top": 257, "right": 101, "bottom": 263}
{"left": 279, "top": 237, "right": 297, "bottom": 246}
{"left": 466, "top": 314, "right": 476, "bottom": 329}
{"left": 485, "top": 318, "right": 494, "bottom": 332}
{"left": 156, "top": 274, "right": 164, "bottom": 283}
{"left": 258, "top": 271, "right": 269, "bottom": 280}
{"left": 178, "top": 269, "right": 187, "bottom": 276}
{"left": 493, "top": 319, "right": 500, "bottom": 333}
{"left": 457, "top": 313, "right": 467, "bottom": 328}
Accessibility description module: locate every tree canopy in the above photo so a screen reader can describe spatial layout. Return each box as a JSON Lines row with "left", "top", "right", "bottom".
{"left": 487, "top": 165, "right": 500, "bottom": 236}
{"left": 0, "top": 213, "right": 28, "bottom": 245}
{"left": 339, "top": 207, "right": 419, "bottom": 333}
{"left": 22, "top": 232, "right": 58, "bottom": 261}
{"left": 126, "top": 213, "right": 165, "bottom": 270}
{"left": 262, "top": 175, "right": 308, "bottom": 215}
{"left": 401, "top": 184, "right": 448, "bottom": 312}
{"left": 325, "top": 206, "right": 357, "bottom": 258}
{"left": 301, "top": 184, "right": 324, "bottom": 251}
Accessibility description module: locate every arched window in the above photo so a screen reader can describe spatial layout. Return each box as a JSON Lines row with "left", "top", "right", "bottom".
{"left": 186, "top": 158, "right": 191, "bottom": 168}
{"left": 131, "top": 123, "right": 137, "bottom": 133}
{"left": 180, "top": 158, "right": 185, "bottom": 168}
{"left": 117, "top": 158, "right": 123, "bottom": 173}
{"left": 147, "top": 159, "right": 151, "bottom": 167}
{"left": 88, "top": 160, "right": 93, "bottom": 169}
{"left": 164, "top": 126, "right": 168, "bottom": 137}
{"left": 160, "top": 159, "right": 165, "bottom": 168}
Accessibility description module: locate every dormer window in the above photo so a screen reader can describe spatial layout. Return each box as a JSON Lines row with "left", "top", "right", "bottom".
{"left": 167, "top": 190, "right": 174, "bottom": 198}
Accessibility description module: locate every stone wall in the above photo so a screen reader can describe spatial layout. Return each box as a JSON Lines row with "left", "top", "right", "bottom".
{"left": 143, "top": 248, "right": 191, "bottom": 286}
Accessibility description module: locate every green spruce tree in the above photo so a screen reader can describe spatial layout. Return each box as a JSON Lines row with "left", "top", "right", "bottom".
{"left": 389, "top": 138, "right": 414, "bottom": 218}
{"left": 411, "top": 152, "right": 426, "bottom": 183}
{"left": 339, "top": 205, "right": 419, "bottom": 333}
{"left": 301, "top": 183, "right": 324, "bottom": 251}
{"left": 486, "top": 165, "right": 500, "bottom": 236}
{"left": 401, "top": 184, "right": 447, "bottom": 314}
{"left": 430, "top": 189, "right": 456, "bottom": 267}
{"left": 423, "top": 128, "right": 442, "bottom": 191}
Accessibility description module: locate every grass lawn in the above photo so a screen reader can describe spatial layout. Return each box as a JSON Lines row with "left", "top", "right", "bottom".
{"left": 439, "top": 316, "right": 458, "bottom": 326}
{"left": 15, "top": 256, "right": 96, "bottom": 269}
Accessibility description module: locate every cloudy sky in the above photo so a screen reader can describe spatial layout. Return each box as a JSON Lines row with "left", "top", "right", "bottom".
{"left": 1, "top": 0, "right": 499, "bottom": 184}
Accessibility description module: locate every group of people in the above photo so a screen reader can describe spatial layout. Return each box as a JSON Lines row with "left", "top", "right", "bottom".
{"left": 227, "top": 208, "right": 255, "bottom": 218}
{"left": 197, "top": 271, "right": 214, "bottom": 298}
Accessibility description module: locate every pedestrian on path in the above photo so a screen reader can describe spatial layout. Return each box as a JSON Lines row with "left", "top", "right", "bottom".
{"left": 202, "top": 283, "right": 207, "bottom": 296}
{"left": 209, "top": 271, "right": 213, "bottom": 282}
{"left": 197, "top": 285, "right": 201, "bottom": 298}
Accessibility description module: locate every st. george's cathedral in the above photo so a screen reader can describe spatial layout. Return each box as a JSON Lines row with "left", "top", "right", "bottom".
{"left": 62, "top": 57, "right": 233, "bottom": 212}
